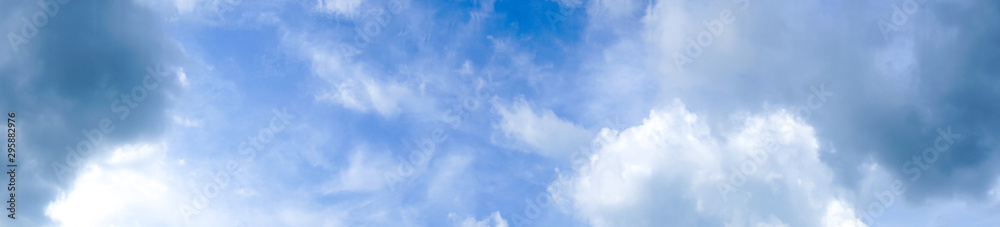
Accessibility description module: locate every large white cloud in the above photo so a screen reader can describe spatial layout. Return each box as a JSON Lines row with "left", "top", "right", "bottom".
{"left": 552, "top": 100, "right": 864, "bottom": 227}
{"left": 45, "top": 143, "right": 187, "bottom": 226}
{"left": 559, "top": 0, "right": 1000, "bottom": 224}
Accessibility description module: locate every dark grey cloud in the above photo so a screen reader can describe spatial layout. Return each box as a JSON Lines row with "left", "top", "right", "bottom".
{"left": 0, "top": 0, "right": 181, "bottom": 225}
{"left": 807, "top": 0, "right": 1000, "bottom": 202}
{"left": 652, "top": 0, "right": 1000, "bottom": 204}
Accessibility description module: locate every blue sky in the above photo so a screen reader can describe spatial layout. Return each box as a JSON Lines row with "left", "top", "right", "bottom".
{"left": 2, "top": 0, "right": 1000, "bottom": 226}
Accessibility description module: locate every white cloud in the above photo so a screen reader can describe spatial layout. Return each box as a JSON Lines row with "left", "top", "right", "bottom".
{"left": 315, "top": 79, "right": 412, "bottom": 117}
{"left": 554, "top": 100, "right": 863, "bottom": 227}
{"left": 173, "top": 0, "right": 201, "bottom": 13}
{"left": 494, "top": 99, "right": 594, "bottom": 157}
{"left": 177, "top": 67, "right": 190, "bottom": 88}
{"left": 45, "top": 143, "right": 188, "bottom": 226}
{"left": 317, "top": 0, "right": 364, "bottom": 17}
{"left": 823, "top": 200, "right": 866, "bottom": 227}
{"left": 42, "top": 142, "right": 362, "bottom": 226}
{"left": 322, "top": 147, "right": 393, "bottom": 193}
{"left": 427, "top": 154, "right": 475, "bottom": 207}
{"left": 304, "top": 40, "right": 418, "bottom": 117}
{"left": 448, "top": 211, "right": 510, "bottom": 227}
{"left": 172, "top": 115, "right": 202, "bottom": 127}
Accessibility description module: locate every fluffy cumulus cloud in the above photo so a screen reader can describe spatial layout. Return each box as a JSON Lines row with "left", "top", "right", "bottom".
{"left": 552, "top": 100, "right": 863, "bottom": 226}
{"left": 45, "top": 143, "right": 186, "bottom": 226}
